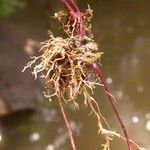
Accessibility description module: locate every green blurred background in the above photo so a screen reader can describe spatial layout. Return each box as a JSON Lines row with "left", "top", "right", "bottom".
{"left": 0, "top": 0, "right": 150, "bottom": 150}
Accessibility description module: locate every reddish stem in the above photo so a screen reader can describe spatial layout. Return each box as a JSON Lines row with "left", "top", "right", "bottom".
{"left": 59, "top": 0, "right": 85, "bottom": 36}
{"left": 56, "top": 73, "right": 76, "bottom": 150}
{"left": 57, "top": 91, "right": 77, "bottom": 150}
{"left": 92, "top": 62, "right": 132, "bottom": 150}
{"left": 60, "top": 0, "right": 80, "bottom": 13}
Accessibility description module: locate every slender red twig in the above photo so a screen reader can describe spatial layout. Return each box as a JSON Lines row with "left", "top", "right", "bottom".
{"left": 60, "top": 0, "right": 80, "bottom": 13}
{"left": 56, "top": 75, "right": 77, "bottom": 150}
{"left": 57, "top": 93, "right": 77, "bottom": 150}
{"left": 60, "top": 0, "right": 84, "bottom": 36}
{"left": 92, "top": 62, "right": 132, "bottom": 150}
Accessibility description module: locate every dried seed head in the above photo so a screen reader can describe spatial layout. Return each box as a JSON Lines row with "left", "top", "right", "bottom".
{"left": 23, "top": 4, "right": 145, "bottom": 150}
{"left": 22, "top": 7, "right": 109, "bottom": 146}
{"left": 23, "top": 33, "right": 102, "bottom": 102}
{"left": 22, "top": 7, "right": 105, "bottom": 137}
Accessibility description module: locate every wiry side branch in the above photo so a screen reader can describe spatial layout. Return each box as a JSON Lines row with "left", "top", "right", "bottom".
{"left": 59, "top": 0, "right": 84, "bottom": 36}
{"left": 56, "top": 73, "right": 77, "bottom": 150}
{"left": 57, "top": 94, "right": 77, "bottom": 150}
{"left": 92, "top": 62, "right": 132, "bottom": 150}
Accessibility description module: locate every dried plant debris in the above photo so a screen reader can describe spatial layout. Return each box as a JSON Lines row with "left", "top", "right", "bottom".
{"left": 23, "top": 33, "right": 102, "bottom": 102}
{"left": 23, "top": 8, "right": 105, "bottom": 140}
{"left": 23, "top": 28, "right": 105, "bottom": 147}
{"left": 23, "top": 7, "right": 101, "bottom": 106}
{"left": 23, "top": 6, "right": 145, "bottom": 150}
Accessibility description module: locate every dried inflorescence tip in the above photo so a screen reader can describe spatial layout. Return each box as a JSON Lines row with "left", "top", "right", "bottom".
{"left": 23, "top": 7, "right": 102, "bottom": 104}
{"left": 23, "top": 33, "right": 102, "bottom": 103}
{"left": 23, "top": 23, "right": 105, "bottom": 148}
{"left": 23, "top": 3, "right": 144, "bottom": 149}
{"left": 23, "top": 7, "right": 105, "bottom": 135}
{"left": 23, "top": 6, "right": 102, "bottom": 103}
{"left": 23, "top": 9, "right": 106, "bottom": 146}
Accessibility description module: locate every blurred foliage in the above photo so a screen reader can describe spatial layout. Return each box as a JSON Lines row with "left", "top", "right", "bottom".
{"left": 0, "top": 0, "right": 27, "bottom": 18}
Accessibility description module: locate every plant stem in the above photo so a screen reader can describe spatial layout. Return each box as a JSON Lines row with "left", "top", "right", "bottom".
{"left": 59, "top": 0, "right": 84, "bottom": 36}
{"left": 60, "top": 0, "right": 80, "bottom": 13}
{"left": 57, "top": 91, "right": 77, "bottom": 150}
{"left": 92, "top": 62, "right": 132, "bottom": 150}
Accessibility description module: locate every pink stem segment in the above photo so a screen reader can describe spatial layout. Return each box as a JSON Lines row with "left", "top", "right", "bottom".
{"left": 60, "top": 0, "right": 80, "bottom": 13}
{"left": 57, "top": 92, "right": 77, "bottom": 150}
{"left": 92, "top": 62, "right": 132, "bottom": 150}
{"left": 59, "top": 0, "right": 84, "bottom": 36}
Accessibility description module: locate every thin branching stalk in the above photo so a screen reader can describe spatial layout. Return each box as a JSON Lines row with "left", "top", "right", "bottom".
{"left": 60, "top": 0, "right": 84, "bottom": 36}
{"left": 57, "top": 92, "right": 77, "bottom": 150}
{"left": 92, "top": 62, "right": 132, "bottom": 150}
{"left": 56, "top": 74, "right": 77, "bottom": 150}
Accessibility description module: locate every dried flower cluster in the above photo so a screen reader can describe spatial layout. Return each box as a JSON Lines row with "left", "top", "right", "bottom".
{"left": 23, "top": 33, "right": 102, "bottom": 103}
{"left": 23, "top": 3, "right": 145, "bottom": 150}
{"left": 23, "top": 8, "right": 105, "bottom": 137}
{"left": 23, "top": 6, "right": 104, "bottom": 111}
